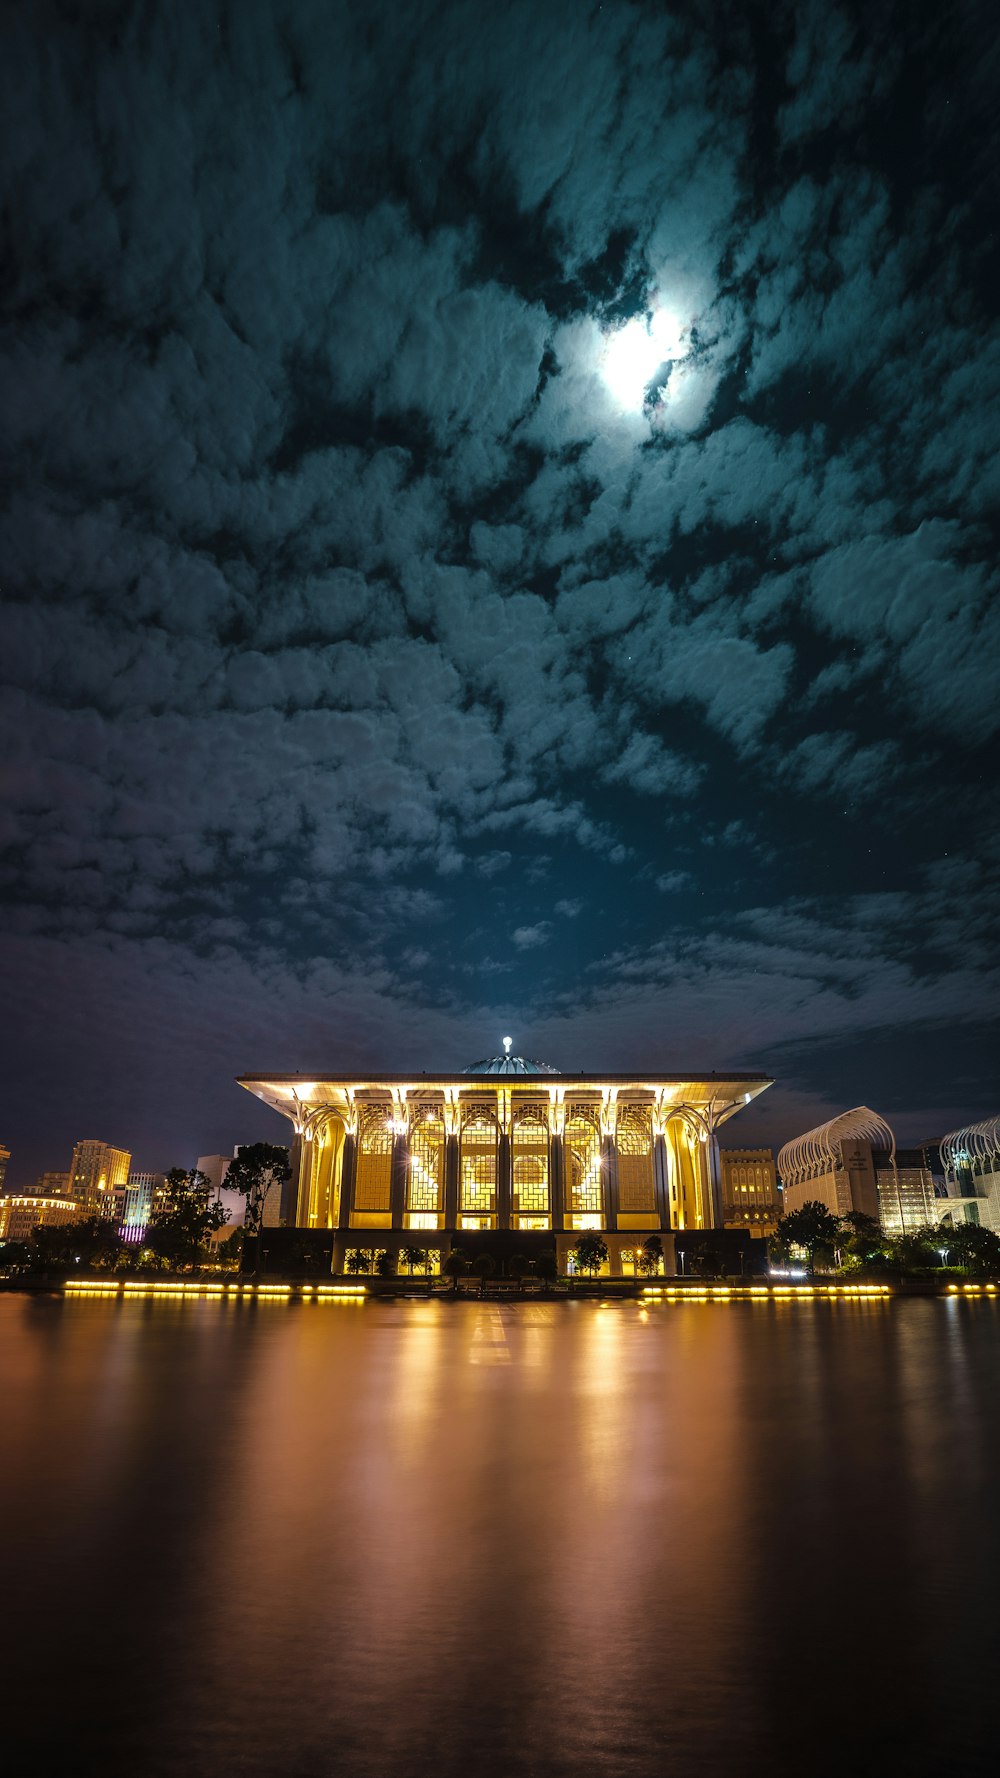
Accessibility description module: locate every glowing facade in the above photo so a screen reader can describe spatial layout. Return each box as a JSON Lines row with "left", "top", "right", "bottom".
{"left": 239, "top": 1052, "right": 771, "bottom": 1275}
{"left": 719, "top": 1147, "right": 780, "bottom": 1236}
{"left": 69, "top": 1140, "right": 131, "bottom": 1217}
{"left": 0, "top": 1193, "right": 80, "bottom": 1242}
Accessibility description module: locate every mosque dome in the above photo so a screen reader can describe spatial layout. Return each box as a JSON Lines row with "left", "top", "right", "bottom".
{"left": 462, "top": 1037, "right": 560, "bottom": 1076}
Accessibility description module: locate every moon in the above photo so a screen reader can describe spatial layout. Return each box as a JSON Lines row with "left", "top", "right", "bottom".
{"left": 600, "top": 308, "right": 686, "bottom": 409}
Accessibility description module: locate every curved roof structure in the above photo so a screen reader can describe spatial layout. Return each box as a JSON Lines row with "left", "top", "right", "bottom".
{"left": 462, "top": 1053, "right": 561, "bottom": 1076}
{"left": 940, "top": 1115, "right": 1000, "bottom": 1175}
{"left": 778, "top": 1106, "right": 895, "bottom": 1188}
{"left": 461, "top": 1035, "right": 560, "bottom": 1076}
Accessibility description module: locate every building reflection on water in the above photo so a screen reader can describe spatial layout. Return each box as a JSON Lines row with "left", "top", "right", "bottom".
{"left": 1, "top": 1294, "right": 998, "bottom": 1778}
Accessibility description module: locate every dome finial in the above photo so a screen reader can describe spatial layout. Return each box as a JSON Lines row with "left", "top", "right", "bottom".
{"left": 502, "top": 1034, "right": 513, "bottom": 1055}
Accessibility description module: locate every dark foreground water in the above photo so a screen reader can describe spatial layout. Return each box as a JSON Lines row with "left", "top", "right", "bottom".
{"left": 2, "top": 1294, "right": 999, "bottom": 1778}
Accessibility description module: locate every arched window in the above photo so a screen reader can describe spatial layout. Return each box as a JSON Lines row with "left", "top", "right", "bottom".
{"left": 407, "top": 1106, "right": 444, "bottom": 1229}
{"left": 354, "top": 1108, "right": 393, "bottom": 1214}
{"left": 460, "top": 1109, "right": 498, "bottom": 1228}
{"left": 616, "top": 1104, "right": 656, "bottom": 1214}
{"left": 565, "top": 1106, "right": 602, "bottom": 1227}
{"left": 512, "top": 1108, "right": 549, "bottom": 1228}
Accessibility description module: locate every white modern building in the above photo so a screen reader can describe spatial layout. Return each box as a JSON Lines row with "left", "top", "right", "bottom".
{"left": 938, "top": 1117, "right": 1000, "bottom": 1232}
{"left": 778, "top": 1107, "right": 937, "bottom": 1234}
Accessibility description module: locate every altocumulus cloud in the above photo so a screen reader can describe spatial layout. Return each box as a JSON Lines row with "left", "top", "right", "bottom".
{"left": 0, "top": 0, "right": 998, "bottom": 1176}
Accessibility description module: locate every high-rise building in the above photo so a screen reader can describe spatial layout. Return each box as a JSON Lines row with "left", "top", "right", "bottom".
{"left": 118, "top": 1172, "right": 167, "bottom": 1242}
{"left": 720, "top": 1147, "right": 781, "bottom": 1236}
{"left": 68, "top": 1140, "right": 131, "bottom": 1217}
{"left": 0, "top": 1144, "right": 9, "bottom": 1194}
{"left": 34, "top": 1170, "right": 71, "bottom": 1196}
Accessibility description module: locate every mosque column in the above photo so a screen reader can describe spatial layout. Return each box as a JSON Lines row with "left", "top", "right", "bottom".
{"left": 289, "top": 1133, "right": 308, "bottom": 1226}
{"left": 444, "top": 1133, "right": 459, "bottom": 1229}
{"left": 337, "top": 1134, "right": 357, "bottom": 1232}
{"left": 653, "top": 1134, "right": 671, "bottom": 1231}
{"left": 601, "top": 1135, "right": 619, "bottom": 1232}
{"left": 549, "top": 1134, "right": 565, "bottom": 1232}
{"left": 390, "top": 1134, "right": 408, "bottom": 1230}
{"left": 705, "top": 1132, "right": 723, "bottom": 1229}
{"left": 497, "top": 1133, "right": 512, "bottom": 1229}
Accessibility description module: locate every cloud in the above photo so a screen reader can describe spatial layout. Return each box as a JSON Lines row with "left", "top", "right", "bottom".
{"left": 511, "top": 923, "right": 552, "bottom": 951}
{"left": 0, "top": 0, "right": 997, "bottom": 1176}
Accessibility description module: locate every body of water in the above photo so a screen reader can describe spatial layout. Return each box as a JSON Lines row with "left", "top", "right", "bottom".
{"left": 2, "top": 1293, "right": 998, "bottom": 1776}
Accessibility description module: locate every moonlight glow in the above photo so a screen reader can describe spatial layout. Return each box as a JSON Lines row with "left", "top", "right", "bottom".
{"left": 601, "top": 308, "right": 687, "bottom": 408}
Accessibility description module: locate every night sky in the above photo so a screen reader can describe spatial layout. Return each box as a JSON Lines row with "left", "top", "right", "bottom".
{"left": 2, "top": 0, "right": 998, "bottom": 1185}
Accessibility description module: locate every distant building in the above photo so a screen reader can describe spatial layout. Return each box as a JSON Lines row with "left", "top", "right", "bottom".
{"left": 877, "top": 1148, "right": 937, "bottom": 1236}
{"left": 939, "top": 1118, "right": 1000, "bottom": 1232}
{"left": 118, "top": 1172, "right": 167, "bottom": 1243}
{"left": 196, "top": 1154, "right": 232, "bottom": 1194}
{"left": 719, "top": 1147, "right": 780, "bottom": 1236}
{"left": 0, "top": 1194, "right": 80, "bottom": 1242}
{"left": 34, "top": 1170, "right": 71, "bottom": 1197}
{"left": 778, "top": 1107, "right": 936, "bottom": 1233}
{"left": 197, "top": 1152, "right": 246, "bottom": 1240}
{"left": 0, "top": 1145, "right": 9, "bottom": 1194}
{"left": 69, "top": 1140, "right": 131, "bottom": 1218}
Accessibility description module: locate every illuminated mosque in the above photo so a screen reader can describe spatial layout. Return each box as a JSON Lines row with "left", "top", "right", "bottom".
{"left": 239, "top": 1042, "right": 772, "bottom": 1275}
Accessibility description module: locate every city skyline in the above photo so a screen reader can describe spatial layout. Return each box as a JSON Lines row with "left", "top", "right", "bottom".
{"left": 2, "top": 0, "right": 999, "bottom": 1180}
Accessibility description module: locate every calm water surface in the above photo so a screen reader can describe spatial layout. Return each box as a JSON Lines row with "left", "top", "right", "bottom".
{"left": 2, "top": 1293, "right": 998, "bottom": 1777}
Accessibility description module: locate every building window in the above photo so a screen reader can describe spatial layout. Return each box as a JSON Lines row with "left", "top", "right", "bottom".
{"left": 617, "top": 1105, "right": 656, "bottom": 1213}
{"left": 565, "top": 1107, "right": 602, "bottom": 1217}
{"left": 407, "top": 1108, "right": 444, "bottom": 1223}
{"left": 512, "top": 1109, "right": 549, "bottom": 1227}
{"left": 460, "top": 1112, "right": 498, "bottom": 1224}
{"left": 354, "top": 1109, "right": 393, "bottom": 1213}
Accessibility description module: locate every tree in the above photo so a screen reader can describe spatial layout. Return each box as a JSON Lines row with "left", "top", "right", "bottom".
{"left": 31, "top": 1215, "right": 123, "bottom": 1273}
{"left": 943, "top": 1222, "right": 1000, "bottom": 1278}
{"left": 533, "top": 1251, "right": 559, "bottom": 1286}
{"left": 374, "top": 1250, "right": 395, "bottom": 1278}
{"left": 443, "top": 1248, "right": 469, "bottom": 1290}
{"left": 775, "top": 1202, "right": 841, "bottom": 1274}
{"left": 637, "top": 1235, "right": 663, "bottom": 1277}
{"left": 838, "top": 1211, "right": 887, "bottom": 1268}
{"left": 224, "top": 1143, "right": 292, "bottom": 1269}
{"left": 471, "top": 1251, "right": 495, "bottom": 1281}
{"left": 216, "top": 1228, "right": 244, "bottom": 1269}
{"left": 684, "top": 1234, "right": 726, "bottom": 1279}
{"left": 145, "top": 1169, "right": 227, "bottom": 1270}
{"left": 885, "top": 1228, "right": 940, "bottom": 1275}
{"left": 0, "top": 1239, "right": 33, "bottom": 1273}
{"left": 571, "top": 1233, "right": 608, "bottom": 1276}
{"left": 507, "top": 1251, "right": 530, "bottom": 1282}
{"left": 345, "top": 1248, "right": 373, "bottom": 1276}
{"left": 400, "top": 1245, "right": 428, "bottom": 1276}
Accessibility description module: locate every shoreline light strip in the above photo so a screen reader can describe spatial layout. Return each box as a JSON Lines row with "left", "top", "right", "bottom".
{"left": 641, "top": 1283, "right": 894, "bottom": 1301}
{"left": 63, "top": 1280, "right": 365, "bottom": 1300}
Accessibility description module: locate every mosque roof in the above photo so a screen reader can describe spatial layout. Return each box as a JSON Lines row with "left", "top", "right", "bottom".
{"left": 462, "top": 1053, "right": 561, "bottom": 1076}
